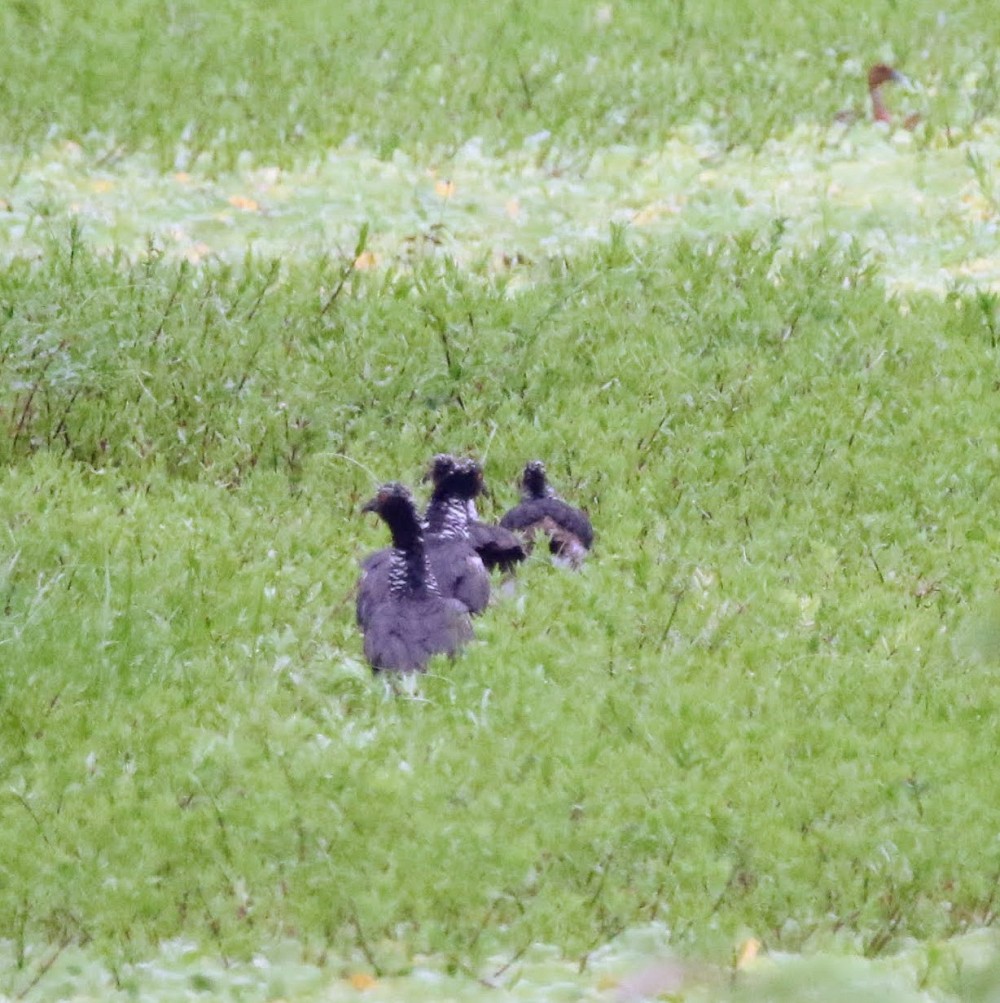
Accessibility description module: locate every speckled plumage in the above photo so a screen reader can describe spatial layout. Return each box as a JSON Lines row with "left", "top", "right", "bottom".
{"left": 359, "top": 460, "right": 491, "bottom": 618}
{"left": 357, "top": 483, "right": 473, "bottom": 673}
{"left": 426, "top": 454, "right": 527, "bottom": 573}
{"left": 422, "top": 458, "right": 492, "bottom": 613}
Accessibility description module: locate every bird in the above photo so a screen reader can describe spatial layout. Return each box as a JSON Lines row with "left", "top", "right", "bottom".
{"left": 425, "top": 454, "right": 527, "bottom": 574}
{"left": 358, "top": 459, "right": 491, "bottom": 618}
{"left": 499, "top": 460, "right": 594, "bottom": 568}
{"left": 356, "top": 482, "right": 473, "bottom": 673}
{"left": 421, "top": 456, "right": 492, "bottom": 613}
{"left": 835, "top": 64, "right": 920, "bottom": 129}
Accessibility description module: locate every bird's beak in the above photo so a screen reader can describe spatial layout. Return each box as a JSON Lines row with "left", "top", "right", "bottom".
{"left": 361, "top": 496, "right": 378, "bottom": 514}
{"left": 890, "top": 69, "right": 913, "bottom": 89}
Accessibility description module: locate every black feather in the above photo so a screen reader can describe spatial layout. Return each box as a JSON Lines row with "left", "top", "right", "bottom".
{"left": 357, "top": 483, "right": 473, "bottom": 673}
{"left": 499, "top": 461, "right": 594, "bottom": 567}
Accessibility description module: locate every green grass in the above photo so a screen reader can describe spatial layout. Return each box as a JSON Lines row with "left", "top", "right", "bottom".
{"left": 1, "top": 0, "right": 999, "bottom": 168}
{"left": 3, "top": 0, "right": 1000, "bottom": 999}
{"left": 2, "top": 232, "right": 1000, "bottom": 992}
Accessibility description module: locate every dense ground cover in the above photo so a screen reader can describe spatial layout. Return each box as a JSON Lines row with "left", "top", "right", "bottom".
{"left": 3, "top": 235, "right": 1000, "bottom": 1000}
{"left": 3, "top": 0, "right": 1000, "bottom": 1000}
{"left": 2, "top": 0, "right": 1000, "bottom": 165}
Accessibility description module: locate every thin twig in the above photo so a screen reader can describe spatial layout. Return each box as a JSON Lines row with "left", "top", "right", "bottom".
{"left": 151, "top": 262, "right": 189, "bottom": 347}
{"left": 349, "top": 910, "right": 383, "bottom": 977}
{"left": 14, "top": 935, "right": 71, "bottom": 999}
{"left": 327, "top": 452, "right": 382, "bottom": 487}
{"left": 320, "top": 224, "right": 369, "bottom": 316}
{"left": 659, "top": 587, "right": 686, "bottom": 646}
{"left": 9, "top": 792, "right": 52, "bottom": 849}
{"left": 12, "top": 345, "right": 62, "bottom": 452}
{"left": 867, "top": 547, "right": 885, "bottom": 585}
{"left": 243, "top": 259, "right": 281, "bottom": 323}
{"left": 489, "top": 938, "right": 531, "bottom": 982}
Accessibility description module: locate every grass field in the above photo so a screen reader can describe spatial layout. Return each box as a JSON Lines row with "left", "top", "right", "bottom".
{"left": 3, "top": 1, "right": 1000, "bottom": 1000}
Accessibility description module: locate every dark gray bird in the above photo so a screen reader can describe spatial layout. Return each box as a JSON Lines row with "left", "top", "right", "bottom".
{"left": 499, "top": 460, "right": 594, "bottom": 568}
{"left": 421, "top": 457, "right": 492, "bottom": 613}
{"left": 356, "top": 483, "right": 473, "bottom": 673}
{"left": 358, "top": 460, "right": 491, "bottom": 618}
{"left": 426, "top": 454, "right": 527, "bottom": 574}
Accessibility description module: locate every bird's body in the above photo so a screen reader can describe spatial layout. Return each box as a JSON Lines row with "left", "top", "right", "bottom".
{"left": 357, "top": 483, "right": 473, "bottom": 673}
{"left": 422, "top": 458, "right": 492, "bottom": 612}
{"left": 500, "top": 461, "right": 593, "bottom": 568}
{"left": 362, "top": 593, "right": 472, "bottom": 673}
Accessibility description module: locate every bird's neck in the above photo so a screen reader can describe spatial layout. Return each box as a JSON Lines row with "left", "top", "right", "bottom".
{"left": 387, "top": 515, "right": 436, "bottom": 594}
{"left": 524, "top": 483, "right": 553, "bottom": 501}
{"left": 389, "top": 543, "right": 437, "bottom": 596}
{"left": 870, "top": 85, "right": 892, "bottom": 123}
{"left": 425, "top": 496, "right": 469, "bottom": 538}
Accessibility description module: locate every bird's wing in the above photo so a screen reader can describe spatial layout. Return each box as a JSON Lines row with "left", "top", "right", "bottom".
{"left": 427, "top": 540, "right": 490, "bottom": 614}
{"left": 468, "top": 521, "right": 528, "bottom": 570}
{"left": 356, "top": 553, "right": 392, "bottom": 627}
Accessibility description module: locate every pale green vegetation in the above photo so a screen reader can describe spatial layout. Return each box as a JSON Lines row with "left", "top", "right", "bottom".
{"left": 2, "top": 1, "right": 1000, "bottom": 1001}
{"left": 6, "top": 125, "right": 1000, "bottom": 296}
{"left": 1, "top": 0, "right": 999, "bottom": 164}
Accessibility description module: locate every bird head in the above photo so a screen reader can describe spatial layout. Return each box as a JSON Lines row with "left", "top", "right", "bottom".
{"left": 362, "top": 482, "right": 415, "bottom": 517}
{"left": 434, "top": 458, "right": 485, "bottom": 501}
{"left": 866, "top": 64, "right": 913, "bottom": 124}
{"left": 521, "top": 460, "right": 550, "bottom": 499}
{"left": 868, "top": 64, "right": 907, "bottom": 91}
{"left": 424, "top": 453, "right": 459, "bottom": 484}
{"left": 362, "top": 483, "right": 424, "bottom": 550}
